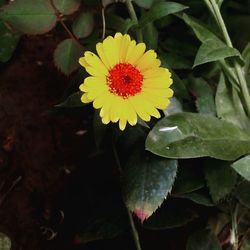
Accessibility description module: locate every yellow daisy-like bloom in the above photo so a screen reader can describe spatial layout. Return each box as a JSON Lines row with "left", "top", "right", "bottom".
{"left": 79, "top": 33, "right": 173, "bottom": 130}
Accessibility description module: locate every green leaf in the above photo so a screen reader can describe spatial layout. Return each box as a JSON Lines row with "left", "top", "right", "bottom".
{"left": 54, "top": 39, "right": 82, "bottom": 75}
{"left": 242, "top": 42, "right": 250, "bottom": 74}
{"left": 55, "top": 91, "right": 84, "bottom": 107}
{"left": 0, "top": 21, "right": 19, "bottom": 62}
{"left": 0, "top": 0, "right": 57, "bottom": 34}
{"left": 163, "top": 97, "right": 183, "bottom": 116}
{"left": 138, "top": 2, "right": 188, "bottom": 28}
{"left": 172, "top": 165, "right": 204, "bottom": 194}
{"left": 133, "top": 0, "right": 154, "bottom": 9}
{"left": 146, "top": 112, "right": 250, "bottom": 161}
{"left": 187, "top": 77, "right": 216, "bottom": 115}
{"left": 177, "top": 191, "right": 214, "bottom": 207}
{"left": 194, "top": 39, "right": 241, "bottom": 67}
{"left": 72, "top": 12, "right": 94, "bottom": 39}
{"left": 216, "top": 73, "right": 250, "bottom": 131}
{"left": 0, "top": 233, "right": 11, "bottom": 250}
{"left": 143, "top": 199, "right": 197, "bottom": 230}
{"left": 122, "top": 151, "right": 178, "bottom": 222}
{"left": 142, "top": 23, "right": 158, "bottom": 50}
{"left": 231, "top": 155, "right": 250, "bottom": 181}
{"left": 53, "top": 0, "right": 81, "bottom": 15}
{"left": 240, "top": 234, "right": 250, "bottom": 250}
{"left": 235, "top": 181, "right": 250, "bottom": 208}
{"left": 204, "top": 159, "right": 237, "bottom": 203}
{"left": 186, "top": 230, "right": 222, "bottom": 250}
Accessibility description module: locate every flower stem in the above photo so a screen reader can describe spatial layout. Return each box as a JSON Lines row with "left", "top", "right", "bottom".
{"left": 206, "top": 0, "right": 250, "bottom": 116}
{"left": 112, "top": 141, "right": 142, "bottom": 250}
{"left": 125, "top": 0, "right": 143, "bottom": 43}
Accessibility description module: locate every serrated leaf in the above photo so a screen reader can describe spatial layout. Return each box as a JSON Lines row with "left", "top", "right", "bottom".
{"left": 0, "top": 0, "right": 57, "bottom": 34}
{"left": 133, "top": 0, "right": 154, "bottom": 9}
{"left": 143, "top": 199, "right": 197, "bottom": 230}
{"left": 0, "top": 21, "right": 19, "bottom": 62}
{"left": 122, "top": 151, "right": 178, "bottom": 223}
{"left": 194, "top": 39, "right": 241, "bottom": 67}
{"left": 146, "top": 112, "right": 250, "bottom": 161}
{"left": 55, "top": 91, "right": 84, "bottom": 107}
{"left": 216, "top": 73, "right": 250, "bottom": 131}
{"left": 139, "top": 2, "right": 188, "bottom": 28}
{"left": 204, "top": 159, "right": 237, "bottom": 203}
{"left": 231, "top": 155, "right": 250, "bottom": 181}
{"left": 235, "top": 181, "right": 250, "bottom": 208}
{"left": 0, "top": 233, "right": 11, "bottom": 250}
{"left": 54, "top": 38, "right": 82, "bottom": 75}
{"left": 53, "top": 0, "right": 81, "bottom": 15}
{"left": 187, "top": 230, "right": 222, "bottom": 250}
{"left": 187, "top": 77, "right": 216, "bottom": 115}
{"left": 176, "top": 190, "right": 214, "bottom": 207}
{"left": 72, "top": 12, "right": 94, "bottom": 39}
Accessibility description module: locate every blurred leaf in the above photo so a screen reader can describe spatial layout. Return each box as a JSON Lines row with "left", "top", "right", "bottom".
{"left": 216, "top": 74, "right": 250, "bottom": 131}
{"left": 93, "top": 110, "right": 107, "bottom": 151}
{"left": 72, "top": 12, "right": 94, "bottom": 39}
{"left": 176, "top": 190, "right": 214, "bottom": 207}
{"left": 204, "top": 159, "right": 237, "bottom": 203}
{"left": 242, "top": 42, "right": 250, "bottom": 74}
{"left": 0, "top": 233, "right": 11, "bottom": 250}
{"left": 55, "top": 91, "right": 84, "bottom": 107}
{"left": 53, "top": 0, "right": 81, "bottom": 15}
{"left": 105, "top": 14, "right": 135, "bottom": 33}
{"left": 143, "top": 199, "right": 197, "bottom": 230}
{"left": 54, "top": 38, "right": 82, "bottom": 75}
{"left": 0, "top": 0, "right": 6, "bottom": 6}
{"left": 163, "top": 97, "right": 183, "bottom": 116}
{"left": 0, "top": 0, "right": 57, "bottom": 34}
{"left": 123, "top": 151, "right": 177, "bottom": 223}
{"left": 186, "top": 230, "right": 222, "bottom": 250}
{"left": 172, "top": 165, "right": 204, "bottom": 194}
{"left": 240, "top": 233, "right": 250, "bottom": 250}
{"left": 133, "top": 0, "right": 154, "bottom": 9}
{"left": 187, "top": 77, "right": 216, "bottom": 115}
{"left": 235, "top": 181, "right": 250, "bottom": 208}
{"left": 142, "top": 23, "right": 158, "bottom": 50}
{"left": 231, "top": 155, "right": 250, "bottom": 181}
{"left": 0, "top": 21, "right": 19, "bottom": 62}
{"left": 139, "top": 2, "right": 188, "bottom": 28}
{"left": 208, "top": 213, "right": 230, "bottom": 236}
{"left": 194, "top": 39, "right": 241, "bottom": 67}
{"left": 146, "top": 112, "right": 250, "bottom": 161}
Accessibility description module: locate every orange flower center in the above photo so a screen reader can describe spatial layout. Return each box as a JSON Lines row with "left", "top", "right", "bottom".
{"left": 107, "top": 63, "right": 143, "bottom": 98}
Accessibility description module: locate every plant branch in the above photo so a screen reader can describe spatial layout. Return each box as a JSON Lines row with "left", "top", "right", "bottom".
{"left": 49, "top": 0, "right": 83, "bottom": 49}
{"left": 112, "top": 141, "right": 142, "bottom": 250}
{"left": 125, "top": 0, "right": 143, "bottom": 43}
{"left": 206, "top": 0, "right": 250, "bottom": 116}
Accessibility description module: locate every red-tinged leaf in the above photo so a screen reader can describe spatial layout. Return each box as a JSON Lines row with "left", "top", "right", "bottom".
{"left": 0, "top": 0, "right": 57, "bottom": 34}
{"left": 122, "top": 150, "right": 178, "bottom": 222}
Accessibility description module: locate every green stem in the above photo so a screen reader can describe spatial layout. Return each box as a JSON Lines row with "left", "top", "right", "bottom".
{"left": 231, "top": 203, "right": 239, "bottom": 250}
{"left": 125, "top": 0, "right": 143, "bottom": 43}
{"left": 112, "top": 142, "right": 142, "bottom": 250}
{"left": 207, "top": 0, "right": 250, "bottom": 116}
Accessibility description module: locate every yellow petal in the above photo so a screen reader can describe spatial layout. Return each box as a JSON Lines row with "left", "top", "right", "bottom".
{"left": 96, "top": 42, "right": 110, "bottom": 69}
{"left": 81, "top": 93, "right": 92, "bottom": 103}
{"left": 119, "top": 119, "right": 127, "bottom": 131}
{"left": 127, "top": 43, "right": 146, "bottom": 65}
{"left": 135, "top": 50, "right": 158, "bottom": 72}
{"left": 93, "top": 93, "right": 109, "bottom": 109}
{"left": 119, "top": 34, "right": 131, "bottom": 63}
{"left": 79, "top": 56, "right": 89, "bottom": 68}
{"left": 142, "top": 87, "right": 174, "bottom": 98}
{"left": 142, "top": 92, "right": 171, "bottom": 109}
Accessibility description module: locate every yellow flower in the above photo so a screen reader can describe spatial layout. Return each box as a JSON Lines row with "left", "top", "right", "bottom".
{"left": 79, "top": 33, "right": 173, "bottom": 130}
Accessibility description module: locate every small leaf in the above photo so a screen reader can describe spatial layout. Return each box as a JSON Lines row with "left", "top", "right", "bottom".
{"left": 143, "top": 199, "right": 197, "bottom": 230}
{"left": 176, "top": 190, "right": 214, "bottom": 207}
{"left": 0, "top": 21, "right": 20, "bottom": 62}
{"left": 53, "top": 0, "right": 81, "bottom": 15}
{"left": 146, "top": 112, "right": 250, "bottom": 161}
{"left": 139, "top": 2, "right": 188, "bottom": 28}
{"left": 133, "top": 0, "right": 154, "bottom": 9}
{"left": 186, "top": 230, "right": 222, "bottom": 250}
{"left": 0, "top": 233, "right": 11, "bottom": 250}
{"left": 55, "top": 91, "right": 84, "bottom": 107}
{"left": 72, "top": 12, "right": 94, "bottom": 39}
{"left": 194, "top": 39, "right": 241, "bottom": 67}
{"left": 235, "top": 181, "right": 250, "bottom": 208}
{"left": 122, "top": 151, "right": 178, "bottom": 223}
{"left": 54, "top": 38, "right": 82, "bottom": 75}
{"left": 216, "top": 73, "right": 250, "bottom": 131}
{"left": 0, "top": 0, "right": 57, "bottom": 34}
{"left": 231, "top": 155, "right": 250, "bottom": 181}
{"left": 204, "top": 159, "right": 237, "bottom": 203}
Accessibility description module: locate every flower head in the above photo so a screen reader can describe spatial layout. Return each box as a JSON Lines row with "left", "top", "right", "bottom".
{"left": 79, "top": 33, "right": 173, "bottom": 130}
